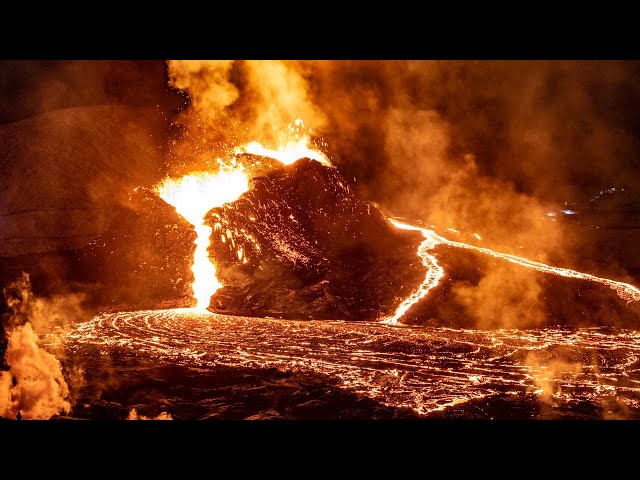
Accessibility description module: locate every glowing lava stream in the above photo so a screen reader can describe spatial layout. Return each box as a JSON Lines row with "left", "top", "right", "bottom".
{"left": 384, "top": 219, "right": 640, "bottom": 325}
{"left": 382, "top": 221, "right": 444, "bottom": 325}
{"left": 157, "top": 168, "right": 250, "bottom": 309}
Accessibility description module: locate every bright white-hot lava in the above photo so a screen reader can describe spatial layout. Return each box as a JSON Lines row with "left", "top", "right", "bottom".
{"left": 242, "top": 138, "right": 331, "bottom": 167}
{"left": 239, "top": 118, "right": 331, "bottom": 167}
{"left": 156, "top": 166, "right": 250, "bottom": 309}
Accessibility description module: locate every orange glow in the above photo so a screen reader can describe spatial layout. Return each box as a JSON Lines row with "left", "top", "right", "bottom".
{"left": 443, "top": 235, "right": 640, "bottom": 303}
{"left": 383, "top": 220, "right": 445, "bottom": 325}
{"left": 156, "top": 166, "right": 250, "bottom": 309}
{"left": 385, "top": 218, "right": 640, "bottom": 324}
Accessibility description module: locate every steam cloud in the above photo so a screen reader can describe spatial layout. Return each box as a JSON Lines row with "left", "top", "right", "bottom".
{"left": 165, "top": 60, "right": 327, "bottom": 175}
{"left": 0, "top": 273, "right": 74, "bottom": 419}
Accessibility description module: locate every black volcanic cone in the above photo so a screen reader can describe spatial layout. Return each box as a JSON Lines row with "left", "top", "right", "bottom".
{"left": 205, "top": 156, "right": 424, "bottom": 320}
{"left": 72, "top": 187, "right": 196, "bottom": 310}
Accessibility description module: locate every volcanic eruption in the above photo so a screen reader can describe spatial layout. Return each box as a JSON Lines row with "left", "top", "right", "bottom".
{"left": 3, "top": 60, "right": 640, "bottom": 420}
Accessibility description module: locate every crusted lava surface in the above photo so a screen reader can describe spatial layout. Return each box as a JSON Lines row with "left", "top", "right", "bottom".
{"left": 73, "top": 187, "right": 195, "bottom": 310}
{"left": 206, "top": 156, "right": 424, "bottom": 320}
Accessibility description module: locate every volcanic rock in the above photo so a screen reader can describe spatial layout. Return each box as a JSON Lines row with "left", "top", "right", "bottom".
{"left": 206, "top": 157, "right": 425, "bottom": 320}
{"left": 72, "top": 187, "right": 196, "bottom": 310}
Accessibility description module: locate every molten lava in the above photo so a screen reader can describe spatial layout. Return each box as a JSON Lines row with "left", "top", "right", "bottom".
{"left": 384, "top": 218, "right": 640, "bottom": 324}
{"left": 242, "top": 138, "right": 331, "bottom": 167}
{"left": 383, "top": 220, "right": 444, "bottom": 324}
{"left": 156, "top": 116, "right": 640, "bottom": 323}
{"left": 156, "top": 166, "right": 250, "bottom": 309}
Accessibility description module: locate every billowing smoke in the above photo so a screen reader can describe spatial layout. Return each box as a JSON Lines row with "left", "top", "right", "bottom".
{"left": 453, "top": 264, "right": 547, "bottom": 329}
{"left": 0, "top": 273, "right": 76, "bottom": 419}
{"left": 168, "top": 60, "right": 238, "bottom": 124}
{"left": 523, "top": 350, "right": 632, "bottom": 419}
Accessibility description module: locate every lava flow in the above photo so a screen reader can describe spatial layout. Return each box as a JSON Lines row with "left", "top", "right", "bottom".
{"left": 384, "top": 218, "right": 640, "bottom": 324}
{"left": 156, "top": 165, "right": 250, "bottom": 309}
{"left": 159, "top": 127, "right": 640, "bottom": 321}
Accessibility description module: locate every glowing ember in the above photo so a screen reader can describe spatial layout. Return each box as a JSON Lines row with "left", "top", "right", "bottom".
{"left": 156, "top": 167, "right": 250, "bottom": 309}
{"left": 385, "top": 218, "right": 640, "bottom": 324}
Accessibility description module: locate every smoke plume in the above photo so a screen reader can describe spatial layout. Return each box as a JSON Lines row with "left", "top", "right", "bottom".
{"left": 165, "top": 60, "right": 327, "bottom": 175}
{"left": 0, "top": 273, "right": 75, "bottom": 419}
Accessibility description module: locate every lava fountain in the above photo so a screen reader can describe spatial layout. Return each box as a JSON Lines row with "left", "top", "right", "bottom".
{"left": 156, "top": 165, "right": 250, "bottom": 309}
{"left": 157, "top": 119, "right": 331, "bottom": 309}
{"left": 239, "top": 118, "right": 332, "bottom": 167}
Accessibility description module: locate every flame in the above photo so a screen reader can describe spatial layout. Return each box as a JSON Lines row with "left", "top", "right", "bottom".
{"left": 156, "top": 166, "right": 250, "bottom": 309}
{"left": 385, "top": 218, "right": 640, "bottom": 324}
